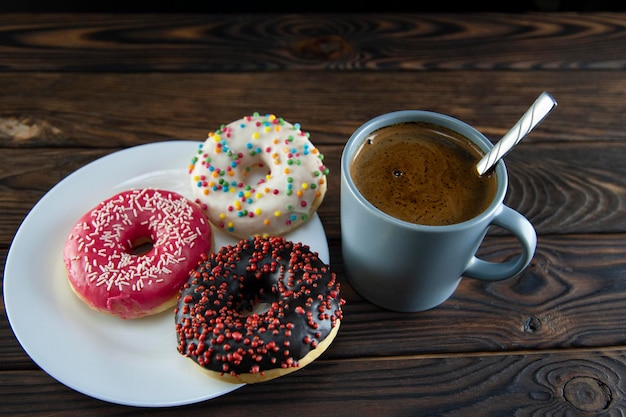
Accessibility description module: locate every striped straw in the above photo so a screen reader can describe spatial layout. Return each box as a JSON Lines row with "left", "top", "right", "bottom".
{"left": 476, "top": 91, "right": 558, "bottom": 176}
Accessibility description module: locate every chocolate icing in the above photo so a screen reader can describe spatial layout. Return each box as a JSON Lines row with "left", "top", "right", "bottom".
{"left": 175, "top": 236, "right": 344, "bottom": 377}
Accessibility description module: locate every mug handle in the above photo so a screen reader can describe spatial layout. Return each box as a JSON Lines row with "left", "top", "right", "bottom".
{"left": 464, "top": 206, "right": 537, "bottom": 281}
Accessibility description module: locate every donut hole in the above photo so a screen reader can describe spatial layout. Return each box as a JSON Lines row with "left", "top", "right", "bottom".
{"left": 242, "top": 300, "right": 272, "bottom": 316}
{"left": 130, "top": 236, "right": 154, "bottom": 256}
{"left": 240, "top": 292, "right": 276, "bottom": 316}
{"left": 244, "top": 163, "right": 271, "bottom": 186}
{"left": 239, "top": 275, "right": 280, "bottom": 316}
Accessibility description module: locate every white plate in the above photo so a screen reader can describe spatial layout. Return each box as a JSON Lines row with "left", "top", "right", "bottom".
{"left": 3, "top": 141, "right": 330, "bottom": 407}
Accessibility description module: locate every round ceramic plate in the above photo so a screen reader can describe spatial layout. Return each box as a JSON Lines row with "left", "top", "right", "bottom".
{"left": 3, "top": 141, "right": 329, "bottom": 407}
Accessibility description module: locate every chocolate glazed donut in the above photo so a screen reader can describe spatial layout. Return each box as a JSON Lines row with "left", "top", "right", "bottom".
{"left": 175, "top": 236, "right": 344, "bottom": 383}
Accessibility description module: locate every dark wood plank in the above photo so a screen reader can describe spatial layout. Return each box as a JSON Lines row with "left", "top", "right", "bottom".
{"left": 4, "top": 234, "right": 626, "bottom": 368}
{"left": 1, "top": 349, "right": 624, "bottom": 416}
{"left": 0, "top": 13, "right": 624, "bottom": 72}
{"left": 1, "top": 71, "right": 624, "bottom": 150}
{"left": 333, "top": 233, "right": 626, "bottom": 356}
{"left": 3, "top": 133, "right": 626, "bottom": 242}
{"left": 2, "top": 12, "right": 625, "bottom": 416}
{"left": 1, "top": 70, "right": 626, "bottom": 241}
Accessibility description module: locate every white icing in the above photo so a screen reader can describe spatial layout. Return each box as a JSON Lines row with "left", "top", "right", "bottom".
{"left": 189, "top": 113, "right": 328, "bottom": 238}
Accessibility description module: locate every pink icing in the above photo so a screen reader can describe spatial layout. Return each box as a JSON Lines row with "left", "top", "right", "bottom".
{"left": 63, "top": 188, "right": 212, "bottom": 319}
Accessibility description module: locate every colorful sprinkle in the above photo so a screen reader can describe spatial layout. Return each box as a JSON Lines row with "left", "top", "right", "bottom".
{"left": 188, "top": 113, "right": 327, "bottom": 238}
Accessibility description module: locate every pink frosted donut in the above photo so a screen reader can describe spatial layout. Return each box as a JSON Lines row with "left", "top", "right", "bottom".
{"left": 63, "top": 188, "right": 212, "bottom": 319}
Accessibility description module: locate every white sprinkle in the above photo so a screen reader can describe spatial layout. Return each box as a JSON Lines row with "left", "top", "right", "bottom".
{"left": 70, "top": 189, "right": 205, "bottom": 294}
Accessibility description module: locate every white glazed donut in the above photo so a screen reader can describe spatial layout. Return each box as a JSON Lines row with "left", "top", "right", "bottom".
{"left": 188, "top": 113, "right": 328, "bottom": 239}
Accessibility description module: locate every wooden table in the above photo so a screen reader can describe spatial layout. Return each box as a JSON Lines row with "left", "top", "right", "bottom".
{"left": 2, "top": 12, "right": 626, "bottom": 416}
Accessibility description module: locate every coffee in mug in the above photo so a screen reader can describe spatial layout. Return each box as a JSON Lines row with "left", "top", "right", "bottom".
{"left": 341, "top": 110, "right": 537, "bottom": 312}
{"left": 350, "top": 121, "right": 497, "bottom": 226}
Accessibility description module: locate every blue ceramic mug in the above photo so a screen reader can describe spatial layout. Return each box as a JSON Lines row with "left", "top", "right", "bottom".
{"left": 341, "top": 110, "right": 537, "bottom": 312}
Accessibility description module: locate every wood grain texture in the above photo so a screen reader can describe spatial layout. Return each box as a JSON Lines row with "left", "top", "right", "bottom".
{"left": 1, "top": 71, "right": 626, "bottom": 241}
{"left": 2, "top": 12, "right": 626, "bottom": 415}
{"left": 0, "top": 13, "right": 624, "bottom": 72}
{"left": 1, "top": 71, "right": 624, "bottom": 149}
{"left": 4, "top": 233, "right": 626, "bottom": 367}
{"left": 3, "top": 139, "right": 626, "bottom": 242}
{"left": 1, "top": 349, "right": 625, "bottom": 416}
